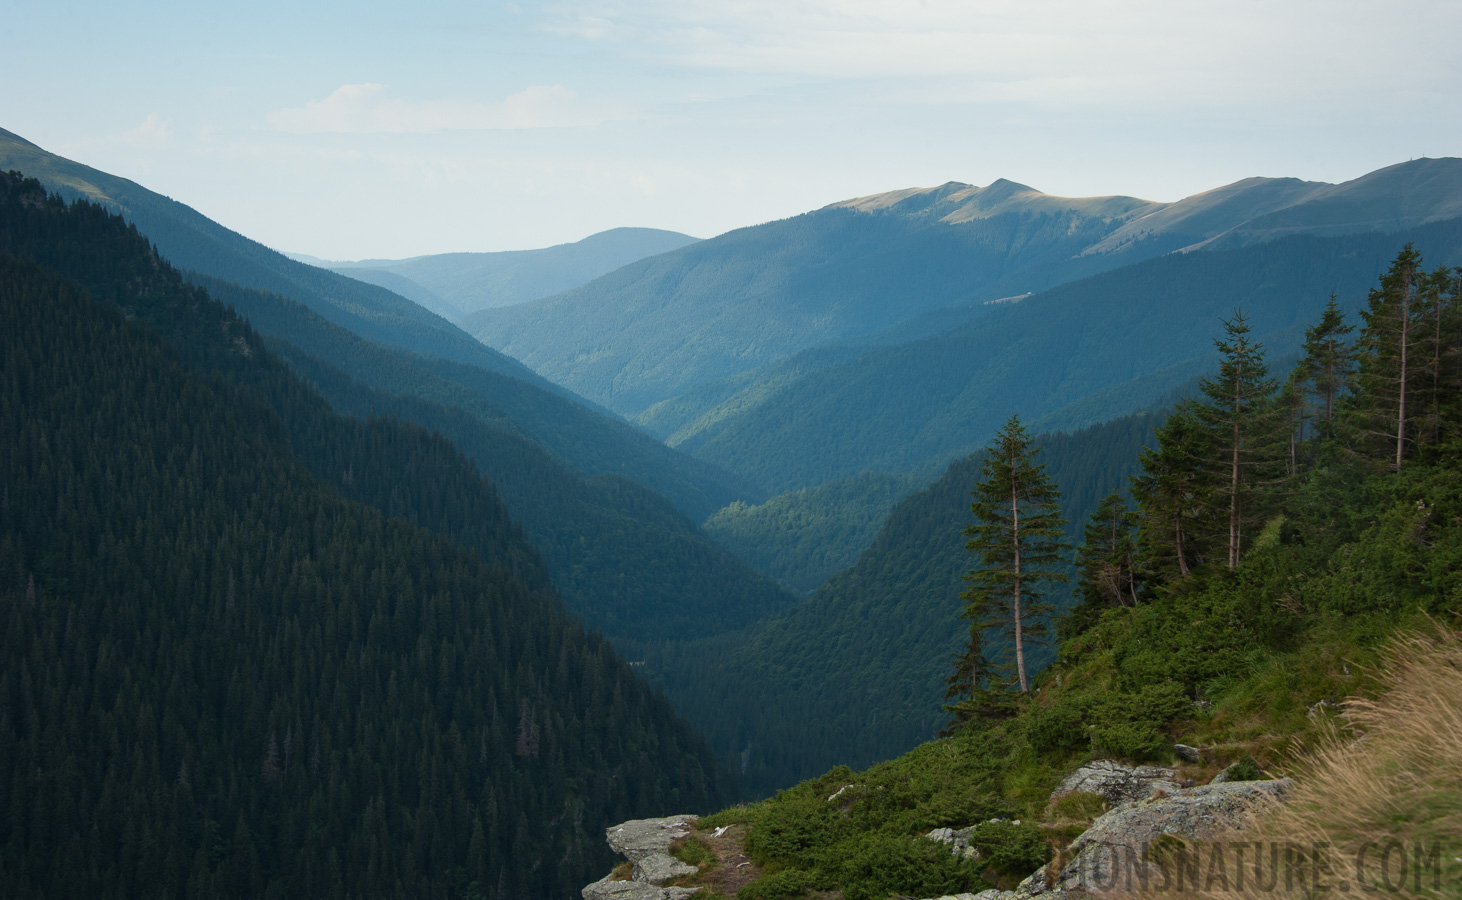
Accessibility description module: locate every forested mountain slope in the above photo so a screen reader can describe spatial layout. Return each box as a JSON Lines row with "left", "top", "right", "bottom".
{"left": 701, "top": 472, "right": 918, "bottom": 595}
{"left": 0, "top": 126, "right": 754, "bottom": 521}
{"left": 673, "top": 218, "right": 1462, "bottom": 492}
{"left": 0, "top": 173, "right": 730, "bottom": 899}
{"left": 638, "top": 413, "right": 1162, "bottom": 797}
{"left": 328, "top": 227, "right": 699, "bottom": 316}
{"left": 191, "top": 273, "right": 795, "bottom": 642}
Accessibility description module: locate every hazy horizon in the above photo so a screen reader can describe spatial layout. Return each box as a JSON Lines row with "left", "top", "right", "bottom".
{"left": 4, "top": 0, "right": 1458, "bottom": 259}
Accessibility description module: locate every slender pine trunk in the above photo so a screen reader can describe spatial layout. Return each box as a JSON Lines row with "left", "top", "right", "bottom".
{"left": 1229, "top": 354, "right": 1243, "bottom": 568}
{"left": 1174, "top": 511, "right": 1189, "bottom": 577}
{"left": 1010, "top": 457, "right": 1026, "bottom": 692}
{"left": 1397, "top": 276, "right": 1411, "bottom": 472}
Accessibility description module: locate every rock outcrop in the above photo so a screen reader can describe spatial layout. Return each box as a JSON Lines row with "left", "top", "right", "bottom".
{"left": 927, "top": 826, "right": 983, "bottom": 861}
{"left": 582, "top": 815, "right": 699, "bottom": 900}
{"left": 1047, "top": 778, "right": 1290, "bottom": 897}
{"left": 1050, "top": 760, "right": 1181, "bottom": 808}
{"left": 927, "top": 768, "right": 1288, "bottom": 900}
{"left": 585, "top": 765, "right": 1287, "bottom": 900}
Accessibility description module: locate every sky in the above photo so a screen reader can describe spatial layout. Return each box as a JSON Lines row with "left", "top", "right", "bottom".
{"left": 3, "top": 0, "right": 1459, "bottom": 260}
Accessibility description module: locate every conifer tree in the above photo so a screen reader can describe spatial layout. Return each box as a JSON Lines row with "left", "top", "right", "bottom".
{"left": 1076, "top": 491, "right": 1140, "bottom": 610}
{"left": 1193, "top": 310, "right": 1283, "bottom": 568}
{"left": 1300, "top": 294, "right": 1355, "bottom": 436}
{"left": 1414, "top": 265, "right": 1462, "bottom": 449}
{"left": 960, "top": 415, "right": 1068, "bottom": 693}
{"left": 942, "top": 624, "right": 1009, "bottom": 733}
{"left": 1131, "top": 400, "right": 1211, "bottom": 579}
{"left": 1350, "top": 245, "right": 1425, "bottom": 470}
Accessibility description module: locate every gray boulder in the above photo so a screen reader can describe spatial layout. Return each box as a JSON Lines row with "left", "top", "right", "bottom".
{"left": 583, "top": 815, "right": 700, "bottom": 900}
{"left": 1050, "top": 779, "right": 1289, "bottom": 896}
{"left": 1051, "top": 760, "right": 1181, "bottom": 808}
{"left": 926, "top": 826, "right": 982, "bottom": 861}
{"left": 922, "top": 774, "right": 1289, "bottom": 900}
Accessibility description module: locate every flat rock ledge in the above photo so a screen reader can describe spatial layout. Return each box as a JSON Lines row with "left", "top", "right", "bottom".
{"left": 583, "top": 815, "right": 700, "bottom": 900}
{"left": 924, "top": 776, "right": 1289, "bottom": 900}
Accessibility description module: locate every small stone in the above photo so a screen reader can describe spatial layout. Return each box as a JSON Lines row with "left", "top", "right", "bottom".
{"left": 1174, "top": 744, "right": 1201, "bottom": 763}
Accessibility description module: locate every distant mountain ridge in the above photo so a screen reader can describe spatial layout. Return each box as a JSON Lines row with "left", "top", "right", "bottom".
{"left": 667, "top": 218, "right": 1462, "bottom": 492}
{"left": 463, "top": 158, "right": 1462, "bottom": 426}
{"left": 321, "top": 226, "right": 700, "bottom": 318}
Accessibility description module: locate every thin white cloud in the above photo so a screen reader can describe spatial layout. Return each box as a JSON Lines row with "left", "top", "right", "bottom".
{"left": 266, "top": 83, "right": 631, "bottom": 134}
{"left": 118, "top": 112, "right": 176, "bottom": 147}
{"left": 543, "top": 0, "right": 1461, "bottom": 108}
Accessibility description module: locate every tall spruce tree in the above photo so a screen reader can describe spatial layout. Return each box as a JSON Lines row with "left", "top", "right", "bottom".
{"left": 1415, "top": 265, "right": 1462, "bottom": 450}
{"left": 1076, "top": 491, "right": 1140, "bottom": 609}
{"left": 960, "top": 415, "right": 1068, "bottom": 693}
{"left": 1131, "top": 400, "right": 1211, "bottom": 579}
{"left": 1300, "top": 294, "right": 1355, "bottom": 437}
{"left": 1351, "top": 245, "right": 1425, "bottom": 471}
{"left": 1193, "top": 310, "right": 1284, "bottom": 568}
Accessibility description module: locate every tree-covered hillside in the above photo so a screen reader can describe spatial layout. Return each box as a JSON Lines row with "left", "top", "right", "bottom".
{"left": 180, "top": 275, "right": 792, "bottom": 644}
{"left": 674, "top": 219, "right": 1462, "bottom": 492}
{"left": 0, "top": 173, "right": 731, "bottom": 899}
{"left": 690, "top": 247, "right": 1462, "bottom": 900}
{"left": 0, "top": 127, "right": 754, "bottom": 523}
{"left": 701, "top": 472, "right": 918, "bottom": 595}
{"left": 634, "top": 413, "right": 1163, "bottom": 798}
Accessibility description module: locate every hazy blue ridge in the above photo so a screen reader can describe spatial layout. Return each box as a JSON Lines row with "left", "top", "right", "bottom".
{"left": 462, "top": 204, "right": 1150, "bottom": 418}
{"left": 332, "top": 226, "right": 700, "bottom": 315}
{"left": 675, "top": 218, "right": 1462, "bottom": 493}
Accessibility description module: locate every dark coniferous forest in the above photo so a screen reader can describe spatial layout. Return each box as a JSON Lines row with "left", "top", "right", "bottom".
{"left": 0, "top": 173, "right": 730, "bottom": 899}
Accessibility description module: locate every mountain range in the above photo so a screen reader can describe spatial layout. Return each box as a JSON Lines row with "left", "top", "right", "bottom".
{"left": 459, "top": 159, "right": 1462, "bottom": 503}
{"left": 462, "top": 159, "right": 1462, "bottom": 425}
{"left": 307, "top": 227, "right": 699, "bottom": 320}
{"left": 8, "top": 121, "right": 1462, "bottom": 806}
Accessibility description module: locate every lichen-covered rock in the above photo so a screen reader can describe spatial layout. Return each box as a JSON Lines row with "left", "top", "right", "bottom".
{"left": 926, "top": 826, "right": 982, "bottom": 860}
{"left": 605, "top": 816, "right": 699, "bottom": 885}
{"left": 1051, "top": 760, "right": 1181, "bottom": 808}
{"left": 922, "top": 774, "right": 1289, "bottom": 900}
{"left": 582, "top": 815, "right": 700, "bottom": 900}
{"left": 583, "top": 875, "right": 675, "bottom": 900}
{"left": 1050, "top": 779, "right": 1289, "bottom": 896}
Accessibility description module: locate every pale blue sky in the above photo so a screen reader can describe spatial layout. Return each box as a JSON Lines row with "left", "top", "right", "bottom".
{"left": 4, "top": 0, "right": 1459, "bottom": 259}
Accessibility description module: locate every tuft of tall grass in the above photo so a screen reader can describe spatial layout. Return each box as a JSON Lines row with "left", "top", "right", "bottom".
{"left": 1135, "top": 624, "right": 1462, "bottom": 899}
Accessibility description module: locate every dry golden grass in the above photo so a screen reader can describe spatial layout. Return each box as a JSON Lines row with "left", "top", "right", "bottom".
{"left": 1126, "top": 624, "right": 1462, "bottom": 899}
